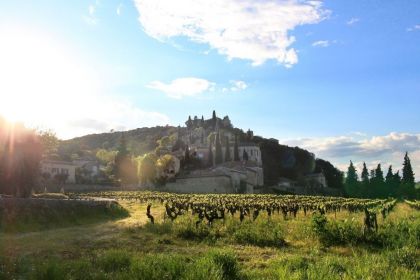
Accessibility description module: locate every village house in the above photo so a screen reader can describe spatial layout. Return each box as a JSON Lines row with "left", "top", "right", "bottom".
{"left": 40, "top": 160, "right": 77, "bottom": 183}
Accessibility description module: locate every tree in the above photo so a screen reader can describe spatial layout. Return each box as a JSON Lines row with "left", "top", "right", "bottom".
{"left": 385, "top": 165, "right": 394, "bottom": 197}
{"left": 212, "top": 110, "right": 218, "bottom": 129}
{"left": 215, "top": 132, "right": 223, "bottom": 165}
{"left": 224, "top": 136, "right": 231, "bottom": 162}
{"left": 314, "top": 159, "right": 344, "bottom": 189}
{"left": 114, "top": 134, "right": 137, "bottom": 185}
{"left": 400, "top": 152, "right": 416, "bottom": 198}
{"left": 374, "top": 164, "right": 384, "bottom": 183}
{"left": 38, "top": 130, "right": 59, "bottom": 159}
{"left": 368, "top": 164, "right": 384, "bottom": 198}
{"left": 138, "top": 153, "right": 157, "bottom": 184}
{"left": 361, "top": 162, "right": 370, "bottom": 184}
{"left": 233, "top": 134, "right": 239, "bottom": 161}
{"left": 184, "top": 145, "right": 190, "bottom": 166}
{"left": 0, "top": 122, "right": 42, "bottom": 197}
{"left": 208, "top": 143, "right": 214, "bottom": 167}
{"left": 96, "top": 149, "right": 117, "bottom": 165}
{"left": 393, "top": 171, "right": 402, "bottom": 196}
{"left": 345, "top": 161, "right": 359, "bottom": 197}
{"left": 242, "top": 150, "right": 249, "bottom": 161}
{"left": 358, "top": 162, "right": 370, "bottom": 197}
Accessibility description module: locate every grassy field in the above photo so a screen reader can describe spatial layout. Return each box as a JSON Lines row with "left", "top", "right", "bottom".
{"left": 0, "top": 198, "right": 418, "bottom": 279}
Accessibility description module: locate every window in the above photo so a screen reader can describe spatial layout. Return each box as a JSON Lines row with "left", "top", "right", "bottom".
{"left": 52, "top": 168, "right": 58, "bottom": 173}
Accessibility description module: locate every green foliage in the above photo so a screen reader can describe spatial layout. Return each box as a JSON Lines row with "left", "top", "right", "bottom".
{"left": 345, "top": 153, "right": 418, "bottom": 199}
{"left": 114, "top": 134, "right": 138, "bottom": 185}
{"left": 138, "top": 153, "right": 157, "bottom": 184}
{"left": 7, "top": 249, "right": 243, "bottom": 280}
{"left": 0, "top": 121, "right": 42, "bottom": 197}
{"left": 314, "top": 159, "right": 344, "bottom": 189}
{"left": 98, "top": 250, "right": 132, "bottom": 273}
{"left": 232, "top": 220, "right": 286, "bottom": 247}
{"left": 96, "top": 149, "right": 117, "bottom": 165}
{"left": 0, "top": 199, "right": 129, "bottom": 232}
{"left": 311, "top": 213, "right": 420, "bottom": 248}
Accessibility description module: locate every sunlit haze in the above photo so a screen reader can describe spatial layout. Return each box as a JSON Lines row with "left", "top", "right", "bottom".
{"left": 0, "top": 0, "right": 420, "bottom": 178}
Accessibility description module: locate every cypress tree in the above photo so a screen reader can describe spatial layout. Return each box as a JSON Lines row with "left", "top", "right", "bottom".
{"left": 233, "top": 134, "right": 239, "bottom": 161}
{"left": 385, "top": 165, "right": 394, "bottom": 197}
{"left": 401, "top": 152, "right": 416, "bottom": 198}
{"left": 212, "top": 110, "right": 217, "bottom": 128}
{"left": 208, "top": 143, "right": 213, "bottom": 167}
{"left": 370, "top": 164, "right": 384, "bottom": 198}
{"left": 361, "top": 162, "right": 369, "bottom": 184}
{"left": 375, "top": 164, "right": 384, "bottom": 183}
{"left": 393, "top": 171, "right": 402, "bottom": 196}
{"left": 224, "top": 136, "right": 231, "bottom": 162}
{"left": 385, "top": 165, "right": 394, "bottom": 183}
{"left": 243, "top": 150, "right": 249, "bottom": 161}
{"left": 402, "top": 152, "right": 415, "bottom": 186}
{"left": 345, "top": 161, "right": 359, "bottom": 197}
{"left": 360, "top": 162, "right": 370, "bottom": 197}
{"left": 115, "top": 133, "right": 136, "bottom": 185}
{"left": 345, "top": 161, "right": 358, "bottom": 185}
{"left": 215, "top": 132, "right": 223, "bottom": 165}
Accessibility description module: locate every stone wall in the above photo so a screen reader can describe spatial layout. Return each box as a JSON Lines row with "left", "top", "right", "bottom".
{"left": 164, "top": 175, "right": 234, "bottom": 193}
{"left": 62, "top": 184, "right": 120, "bottom": 192}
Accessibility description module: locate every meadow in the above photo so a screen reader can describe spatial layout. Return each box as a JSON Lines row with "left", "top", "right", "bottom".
{"left": 0, "top": 192, "right": 418, "bottom": 279}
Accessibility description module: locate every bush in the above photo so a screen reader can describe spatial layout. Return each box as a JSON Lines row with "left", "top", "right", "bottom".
{"left": 97, "top": 250, "right": 132, "bottom": 273}
{"left": 387, "top": 247, "right": 419, "bottom": 271}
{"left": 232, "top": 220, "right": 285, "bottom": 247}
{"left": 311, "top": 214, "right": 420, "bottom": 248}
{"left": 130, "top": 254, "right": 186, "bottom": 280}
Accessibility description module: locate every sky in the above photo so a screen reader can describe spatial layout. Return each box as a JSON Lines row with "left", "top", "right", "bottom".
{"left": 0, "top": 0, "right": 419, "bottom": 178}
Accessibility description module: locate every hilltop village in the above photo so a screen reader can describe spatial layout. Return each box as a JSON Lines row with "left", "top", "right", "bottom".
{"left": 157, "top": 111, "right": 264, "bottom": 193}
{"left": 37, "top": 111, "right": 337, "bottom": 195}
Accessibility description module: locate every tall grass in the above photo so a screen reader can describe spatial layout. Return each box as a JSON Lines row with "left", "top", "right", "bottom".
{"left": 4, "top": 249, "right": 244, "bottom": 280}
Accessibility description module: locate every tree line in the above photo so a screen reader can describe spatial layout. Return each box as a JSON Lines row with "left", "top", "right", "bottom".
{"left": 344, "top": 152, "right": 417, "bottom": 199}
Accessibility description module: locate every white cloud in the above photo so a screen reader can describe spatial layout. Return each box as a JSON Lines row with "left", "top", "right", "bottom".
{"left": 407, "top": 25, "right": 420, "bottom": 32}
{"left": 312, "top": 40, "right": 330, "bottom": 47}
{"left": 346, "top": 17, "right": 360, "bottom": 26}
{"left": 229, "top": 80, "right": 248, "bottom": 92}
{"left": 117, "top": 3, "right": 123, "bottom": 16}
{"left": 84, "top": 2, "right": 99, "bottom": 25}
{"left": 147, "top": 77, "right": 215, "bottom": 99}
{"left": 133, "top": 0, "right": 328, "bottom": 67}
{"left": 283, "top": 132, "right": 420, "bottom": 180}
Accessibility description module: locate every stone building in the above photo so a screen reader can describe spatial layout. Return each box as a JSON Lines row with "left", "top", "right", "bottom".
{"left": 40, "top": 160, "right": 77, "bottom": 183}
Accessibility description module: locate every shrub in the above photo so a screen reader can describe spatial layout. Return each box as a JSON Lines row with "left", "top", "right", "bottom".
{"left": 97, "top": 250, "right": 132, "bottom": 273}
{"left": 130, "top": 254, "right": 186, "bottom": 280}
{"left": 232, "top": 220, "right": 285, "bottom": 247}
{"left": 387, "top": 247, "right": 419, "bottom": 271}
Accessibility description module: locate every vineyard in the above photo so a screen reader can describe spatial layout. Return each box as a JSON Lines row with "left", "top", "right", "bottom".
{"left": 1, "top": 192, "right": 418, "bottom": 279}
{"left": 71, "top": 192, "right": 398, "bottom": 231}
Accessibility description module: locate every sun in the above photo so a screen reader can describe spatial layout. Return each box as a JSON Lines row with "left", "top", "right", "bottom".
{"left": 0, "top": 25, "right": 97, "bottom": 130}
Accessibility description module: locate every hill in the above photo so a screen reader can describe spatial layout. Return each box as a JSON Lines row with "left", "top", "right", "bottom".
{"left": 58, "top": 112, "right": 344, "bottom": 189}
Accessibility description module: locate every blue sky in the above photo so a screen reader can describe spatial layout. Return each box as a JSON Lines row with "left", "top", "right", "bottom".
{"left": 0, "top": 0, "right": 419, "bottom": 177}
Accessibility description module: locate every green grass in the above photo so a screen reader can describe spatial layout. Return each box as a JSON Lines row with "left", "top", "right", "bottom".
{"left": 0, "top": 199, "right": 129, "bottom": 232}
{"left": 0, "top": 200, "right": 418, "bottom": 279}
